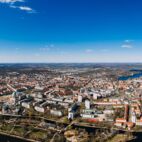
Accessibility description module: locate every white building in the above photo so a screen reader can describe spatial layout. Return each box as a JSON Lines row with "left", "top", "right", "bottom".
{"left": 81, "top": 114, "right": 95, "bottom": 119}
{"left": 93, "top": 93, "right": 98, "bottom": 100}
{"left": 68, "top": 112, "right": 74, "bottom": 120}
{"left": 85, "top": 99, "right": 90, "bottom": 109}
{"left": 21, "top": 102, "right": 31, "bottom": 109}
{"left": 50, "top": 109, "right": 63, "bottom": 117}
{"left": 131, "top": 111, "right": 136, "bottom": 123}
{"left": 35, "top": 106, "right": 45, "bottom": 113}
{"left": 78, "top": 95, "right": 83, "bottom": 103}
{"left": 136, "top": 120, "right": 142, "bottom": 126}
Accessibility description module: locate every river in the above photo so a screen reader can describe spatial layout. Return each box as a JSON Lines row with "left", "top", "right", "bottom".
{"left": 129, "top": 132, "right": 142, "bottom": 142}
{"left": 0, "top": 133, "right": 32, "bottom": 142}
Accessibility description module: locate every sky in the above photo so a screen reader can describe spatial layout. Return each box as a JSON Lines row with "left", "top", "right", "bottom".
{"left": 0, "top": 0, "right": 142, "bottom": 63}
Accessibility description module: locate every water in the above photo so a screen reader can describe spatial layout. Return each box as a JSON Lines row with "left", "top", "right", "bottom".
{"left": 118, "top": 71, "right": 142, "bottom": 81}
{"left": 0, "top": 134, "right": 31, "bottom": 142}
{"left": 129, "top": 132, "right": 142, "bottom": 142}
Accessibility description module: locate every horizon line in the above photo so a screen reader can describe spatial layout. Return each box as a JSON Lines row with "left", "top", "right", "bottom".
{"left": 0, "top": 62, "right": 142, "bottom": 64}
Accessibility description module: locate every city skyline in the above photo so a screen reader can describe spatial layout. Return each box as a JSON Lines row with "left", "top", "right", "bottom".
{"left": 0, "top": 0, "right": 142, "bottom": 63}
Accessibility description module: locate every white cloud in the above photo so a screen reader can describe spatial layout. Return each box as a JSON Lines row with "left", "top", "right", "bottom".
{"left": 9, "top": 5, "right": 16, "bottom": 8}
{"left": 0, "top": 0, "right": 35, "bottom": 13}
{"left": 18, "top": 6, "right": 35, "bottom": 13}
{"left": 121, "top": 40, "right": 134, "bottom": 49}
{"left": 39, "top": 44, "right": 55, "bottom": 51}
{"left": 0, "top": 0, "right": 23, "bottom": 3}
{"left": 85, "top": 49, "right": 93, "bottom": 53}
{"left": 10, "top": 5, "right": 34, "bottom": 13}
{"left": 40, "top": 47, "right": 50, "bottom": 51}
{"left": 124, "top": 40, "right": 134, "bottom": 43}
{"left": 19, "top": 6, "right": 32, "bottom": 11}
{"left": 121, "top": 44, "right": 133, "bottom": 49}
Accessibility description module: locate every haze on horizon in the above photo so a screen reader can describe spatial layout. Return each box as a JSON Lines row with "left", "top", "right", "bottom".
{"left": 0, "top": 0, "right": 142, "bottom": 63}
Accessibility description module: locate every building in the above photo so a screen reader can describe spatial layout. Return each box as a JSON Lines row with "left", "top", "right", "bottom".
{"left": 131, "top": 111, "right": 136, "bottom": 123}
{"left": 85, "top": 99, "right": 90, "bottom": 109}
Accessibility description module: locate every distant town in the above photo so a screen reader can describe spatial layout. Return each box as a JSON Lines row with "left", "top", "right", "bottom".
{"left": 0, "top": 63, "right": 141, "bottom": 142}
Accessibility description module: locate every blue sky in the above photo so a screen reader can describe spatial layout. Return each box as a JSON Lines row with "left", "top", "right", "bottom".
{"left": 0, "top": 0, "right": 142, "bottom": 63}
